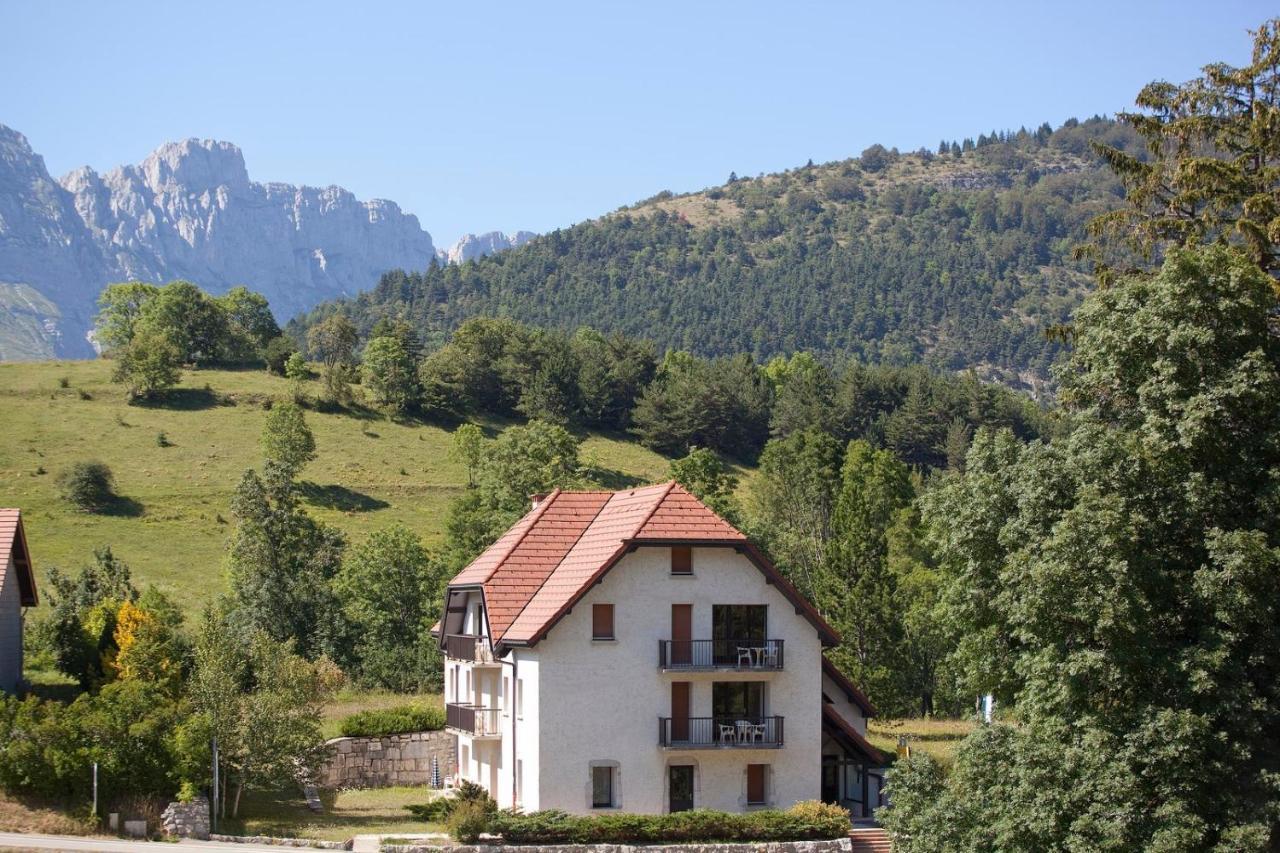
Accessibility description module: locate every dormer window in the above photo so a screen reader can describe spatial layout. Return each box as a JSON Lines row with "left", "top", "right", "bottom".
{"left": 671, "top": 546, "right": 692, "bottom": 575}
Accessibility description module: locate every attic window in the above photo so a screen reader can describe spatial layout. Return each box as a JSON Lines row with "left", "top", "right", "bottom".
{"left": 592, "top": 604, "right": 615, "bottom": 640}
{"left": 671, "top": 546, "right": 692, "bottom": 575}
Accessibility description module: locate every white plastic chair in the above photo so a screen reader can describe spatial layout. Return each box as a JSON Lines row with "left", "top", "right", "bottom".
{"left": 737, "top": 647, "right": 754, "bottom": 668}
{"left": 719, "top": 723, "right": 738, "bottom": 744}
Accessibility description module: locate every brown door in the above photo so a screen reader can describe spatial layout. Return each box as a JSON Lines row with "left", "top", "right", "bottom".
{"left": 671, "top": 682, "right": 690, "bottom": 742}
{"left": 671, "top": 604, "right": 692, "bottom": 666}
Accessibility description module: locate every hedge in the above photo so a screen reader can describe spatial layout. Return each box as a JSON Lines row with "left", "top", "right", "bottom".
{"left": 483, "top": 801, "right": 850, "bottom": 844}
{"left": 337, "top": 704, "right": 445, "bottom": 738}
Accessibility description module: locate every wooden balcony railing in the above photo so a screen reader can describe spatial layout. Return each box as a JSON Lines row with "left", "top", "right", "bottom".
{"left": 446, "top": 703, "right": 502, "bottom": 736}
{"left": 659, "top": 716, "right": 784, "bottom": 748}
{"left": 444, "top": 633, "right": 480, "bottom": 661}
{"left": 658, "top": 639, "right": 785, "bottom": 670}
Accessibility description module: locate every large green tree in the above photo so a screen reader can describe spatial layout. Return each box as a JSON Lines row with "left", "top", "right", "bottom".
{"left": 885, "top": 246, "right": 1280, "bottom": 851}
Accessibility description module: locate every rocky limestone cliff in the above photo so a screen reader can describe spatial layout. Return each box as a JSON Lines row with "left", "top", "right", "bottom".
{"left": 0, "top": 125, "right": 439, "bottom": 359}
{"left": 443, "top": 229, "right": 536, "bottom": 264}
{"left": 0, "top": 126, "right": 106, "bottom": 358}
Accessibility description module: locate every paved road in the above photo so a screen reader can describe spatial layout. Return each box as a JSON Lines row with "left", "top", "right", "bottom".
{"left": 0, "top": 833, "right": 301, "bottom": 852}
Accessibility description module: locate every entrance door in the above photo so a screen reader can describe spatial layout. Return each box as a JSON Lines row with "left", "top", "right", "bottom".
{"left": 669, "top": 765, "right": 694, "bottom": 812}
{"left": 671, "top": 604, "right": 692, "bottom": 666}
{"left": 671, "top": 682, "right": 690, "bottom": 742}
{"left": 821, "top": 756, "right": 839, "bottom": 803}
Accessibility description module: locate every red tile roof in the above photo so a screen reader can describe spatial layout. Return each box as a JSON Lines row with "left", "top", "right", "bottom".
{"left": 822, "top": 704, "right": 888, "bottom": 765}
{"left": 0, "top": 510, "right": 38, "bottom": 607}
{"left": 444, "top": 483, "right": 838, "bottom": 648}
{"left": 823, "top": 656, "right": 879, "bottom": 717}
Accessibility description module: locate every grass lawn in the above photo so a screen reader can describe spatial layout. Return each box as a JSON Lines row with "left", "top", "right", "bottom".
{"left": 220, "top": 785, "right": 440, "bottom": 842}
{"left": 0, "top": 359, "right": 678, "bottom": 619}
{"left": 867, "top": 717, "right": 977, "bottom": 768}
{"left": 320, "top": 689, "right": 443, "bottom": 740}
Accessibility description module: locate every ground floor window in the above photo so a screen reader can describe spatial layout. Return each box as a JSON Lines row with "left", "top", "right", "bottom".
{"left": 669, "top": 764, "right": 695, "bottom": 812}
{"left": 592, "top": 764, "right": 617, "bottom": 808}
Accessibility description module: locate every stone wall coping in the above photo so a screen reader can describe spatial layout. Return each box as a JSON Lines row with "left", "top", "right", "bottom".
{"left": 209, "top": 832, "right": 351, "bottom": 850}
{"left": 382, "top": 837, "right": 853, "bottom": 853}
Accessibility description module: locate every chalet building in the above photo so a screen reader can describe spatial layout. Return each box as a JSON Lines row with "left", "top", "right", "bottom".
{"left": 435, "top": 483, "right": 885, "bottom": 817}
{"left": 0, "top": 509, "right": 38, "bottom": 695}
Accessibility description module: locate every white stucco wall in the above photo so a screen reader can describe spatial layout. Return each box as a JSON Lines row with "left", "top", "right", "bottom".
{"left": 530, "top": 545, "right": 825, "bottom": 815}
{"left": 821, "top": 672, "right": 868, "bottom": 736}
{"left": 0, "top": 553, "right": 22, "bottom": 694}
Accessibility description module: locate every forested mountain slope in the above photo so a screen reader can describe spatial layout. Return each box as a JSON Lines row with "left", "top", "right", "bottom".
{"left": 293, "top": 118, "right": 1140, "bottom": 389}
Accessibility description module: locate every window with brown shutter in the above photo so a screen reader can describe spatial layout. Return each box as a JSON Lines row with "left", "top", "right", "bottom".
{"left": 747, "top": 764, "right": 766, "bottom": 805}
{"left": 671, "top": 546, "right": 692, "bottom": 574}
{"left": 592, "top": 603, "right": 615, "bottom": 640}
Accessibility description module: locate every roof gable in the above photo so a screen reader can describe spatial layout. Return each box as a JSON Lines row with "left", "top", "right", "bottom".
{"left": 0, "top": 510, "right": 38, "bottom": 607}
{"left": 442, "top": 483, "right": 839, "bottom": 649}
{"left": 822, "top": 656, "right": 878, "bottom": 717}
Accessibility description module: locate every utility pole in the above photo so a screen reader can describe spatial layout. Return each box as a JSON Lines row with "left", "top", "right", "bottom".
{"left": 211, "top": 737, "right": 219, "bottom": 832}
{"left": 91, "top": 762, "right": 98, "bottom": 818}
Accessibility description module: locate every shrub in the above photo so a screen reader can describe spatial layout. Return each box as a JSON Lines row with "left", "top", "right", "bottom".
{"left": 263, "top": 335, "right": 299, "bottom": 376}
{"left": 447, "top": 798, "right": 493, "bottom": 842}
{"left": 156, "top": 431, "right": 172, "bottom": 448}
{"left": 337, "top": 704, "right": 445, "bottom": 738}
{"left": 58, "top": 376, "right": 70, "bottom": 388}
{"left": 407, "top": 779, "right": 495, "bottom": 824}
{"left": 56, "top": 461, "right": 117, "bottom": 512}
{"left": 486, "top": 801, "right": 849, "bottom": 844}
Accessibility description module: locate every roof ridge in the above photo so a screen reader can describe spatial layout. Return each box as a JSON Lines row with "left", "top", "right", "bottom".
{"left": 627, "top": 480, "right": 678, "bottom": 540}
{"left": 473, "top": 488, "right": 563, "bottom": 585}
{"left": 495, "top": 488, "right": 619, "bottom": 643}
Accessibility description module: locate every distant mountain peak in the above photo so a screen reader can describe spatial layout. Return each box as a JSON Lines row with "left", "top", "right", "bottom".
{"left": 442, "top": 230, "right": 537, "bottom": 264}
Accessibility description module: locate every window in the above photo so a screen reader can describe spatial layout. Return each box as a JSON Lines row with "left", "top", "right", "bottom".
{"left": 516, "top": 759, "right": 523, "bottom": 805}
{"left": 747, "top": 764, "right": 767, "bottom": 805}
{"left": 503, "top": 676, "right": 510, "bottom": 714}
{"left": 592, "top": 604, "right": 615, "bottom": 640}
{"left": 713, "top": 681, "right": 765, "bottom": 719}
{"left": 712, "top": 604, "right": 766, "bottom": 664}
{"left": 516, "top": 678, "right": 524, "bottom": 719}
{"left": 460, "top": 745, "right": 470, "bottom": 780}
{"left": 592, "top": 765, "right": 616, "bottom": 808}
{"left": 671, "top": 546, "right": 693, "bottom": 574}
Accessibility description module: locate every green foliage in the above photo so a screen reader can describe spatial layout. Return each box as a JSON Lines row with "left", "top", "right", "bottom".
{"left": 1090, "top": 19, "right": 1280, "bottom": 276}
{"left": 337, "top": 704, "right": 445, "bottom": 738}
{"left": 37, "top": 546, "right": 137, "bottom": 687}
{"left": 0, "top": 680, "right": 188, "bottom": 803}
{"left": 292, "top": 118, "right": 1143, "bottom": 386}
{"left": 362, "top": 335, "right": 418, "bottom": 413}
{"left": 260, "top": 401, "right": 317, "bottom": 477}
{"left": 333, "top": 525, "right": 446, "bottom": 691}
{"left": 225, "top": 462, "right": 346, "bottom": 658}
{"left": 94, "top": 282, "right": 160, "bottom": 353}
{"left": 188, "top": 612, "right": 335, "bottom": 818}
{"left": 55, "top": 460, "right": 117, "bottom": 512}
{"left": 219, "top": 287, "right": 282, "bottom": 363}
{"left": 306, "top": 314, "right": 359, "bottom": 404}
{"left": 111, "top": 325, "right": 182, "bottom": 399}
{"left": 484, "top": 801, "right": 850, "bottom": 844}
{"left": 890, "top": 246, "right": 1280, "bottom": 850}
{"left": 449, "top": 423, "right": 485, "bottom": 487}
{"left": 669, "top": 447, "right": 739, "bottom": 521}
{"left": 262, "top": 336, "right": 298, "bottom": 376}
{"left": 821, "top": 441, "right": 915, "bottom": 713}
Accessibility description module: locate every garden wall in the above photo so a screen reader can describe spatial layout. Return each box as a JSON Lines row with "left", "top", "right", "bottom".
{"left": 321, "top": 730, "right": 457, "bottom": 789}
{"left": 383, "top": 838, "right": 853, "bottom": 853}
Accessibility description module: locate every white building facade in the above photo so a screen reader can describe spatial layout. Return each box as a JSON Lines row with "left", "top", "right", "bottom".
{"left": 436, "top": 484, "right": 884, "bottom": 817}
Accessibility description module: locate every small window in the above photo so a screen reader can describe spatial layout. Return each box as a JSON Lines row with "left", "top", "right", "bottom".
{"left": 504, "top": 677, "right": 510, "bottom": 714}
{"left": 516, "top": 759, "right": 523, "bottom": 805}
{"left": 747, "top": 764, "right": 767, "bottom": 805}
{"left": 516, "top": 678, "right": 524, "bottom": 719}
{"left": 592, "top": 765, "right": 615, "bottom": 808}
{"left": 671, "top": 546, "right": 692, "bottom": 574}
{"left": 592, "top": 603, "right": 615, "bottom": 640}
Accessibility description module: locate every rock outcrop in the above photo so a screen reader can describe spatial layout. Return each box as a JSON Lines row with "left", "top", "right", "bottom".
{"left": 444, "top": 230, "right": 536, "bottom": 265}
{"left": 0, "top": 124, "right": 438, "bottom": 359}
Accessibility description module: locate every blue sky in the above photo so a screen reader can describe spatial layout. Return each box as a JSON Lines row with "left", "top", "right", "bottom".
{"left": 1, "top": 1, "right": 1272, "bottom": 246}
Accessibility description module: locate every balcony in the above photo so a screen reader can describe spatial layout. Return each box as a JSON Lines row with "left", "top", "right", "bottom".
{"left": 659, "top": 716, "right": 784, "bottom": 749}
{"left": 658, "top": 639, "right": 785, "bottom": 671}
{"left": 446, "top": 703, "right": 502, "bottom": 738}
{"left": 444, "top": 633, "right": 499, "bottom": 665}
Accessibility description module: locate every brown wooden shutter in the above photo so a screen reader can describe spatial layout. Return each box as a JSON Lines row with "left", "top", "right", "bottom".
{"left": 672, "top": 546, "right": 692, "bottom": 574}
{"left": 592, "top": 603, "right": 614, "bottom": 639}
{"left": 747, "top": 764, "right": 766, "bottom": 804}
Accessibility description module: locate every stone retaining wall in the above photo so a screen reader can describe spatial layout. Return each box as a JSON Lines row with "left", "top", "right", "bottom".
{"left": 321, "top": 730, "right": 457, "bottom": 789}
{"left": 383, "top": 838, "right": 853, "bottom": 853}
{"left": 161, "top": 796, "right": 210, "bottom": 840}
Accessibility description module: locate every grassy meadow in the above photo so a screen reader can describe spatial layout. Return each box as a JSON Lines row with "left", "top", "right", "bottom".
{"left": 0, "top": 359, "right": 675, "bottom": 617}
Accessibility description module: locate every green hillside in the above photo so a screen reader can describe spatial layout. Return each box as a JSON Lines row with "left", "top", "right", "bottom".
{"left": 0, "top": 360, "right": 673, "bottom": 615}
{"left": 292, "top": 117, "right": 1142, "bottom": 390}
